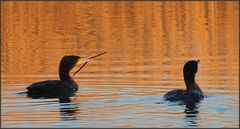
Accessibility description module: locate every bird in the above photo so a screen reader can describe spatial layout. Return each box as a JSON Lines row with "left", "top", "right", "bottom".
{"left": 163, "top": 60, "right": 204, "bottom": 103}
{"left": 26, "top": 52, "right": 107, "bottom": 99}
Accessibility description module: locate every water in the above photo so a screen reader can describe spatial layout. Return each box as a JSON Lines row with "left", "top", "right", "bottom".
{"left": 1, "top": 1, "right": 239, "bottom": 128}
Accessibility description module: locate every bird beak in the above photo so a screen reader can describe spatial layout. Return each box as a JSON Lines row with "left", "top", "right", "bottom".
{"left": 197, "top": 60, "right": 200, "bottom": 63}
{"left": 72, "top": 51, "right": 107, "bottom": 77}
{"left": 77, "top": 51, "right": 108, "bottom": 65}
{"left": 72, "top": 61, "right": 88, "bottom": 77}
{"left": 76, "top": 58, "right": 89, "bottom": 65}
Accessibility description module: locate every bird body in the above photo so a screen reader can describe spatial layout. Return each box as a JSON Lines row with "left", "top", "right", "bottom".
{"left": 163, "top": 60, "right": 204, "bottom": 103}
{"left": 163, "top": 89, "right": 204, "bottom": 103}
{"left": 26, "top": 52, "right": 107, "bottom": 99}
{"left": 27, "top": 80, "right": 77, "bottom": 98}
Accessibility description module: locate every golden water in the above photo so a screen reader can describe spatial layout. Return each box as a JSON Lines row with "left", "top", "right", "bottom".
{"left": 1, "top": 1, "right": 239, "bottom": 128}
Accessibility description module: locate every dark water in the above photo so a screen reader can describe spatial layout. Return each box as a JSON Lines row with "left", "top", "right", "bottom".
{"left": 1, "top": 1, "right": 239, "bottom": 128}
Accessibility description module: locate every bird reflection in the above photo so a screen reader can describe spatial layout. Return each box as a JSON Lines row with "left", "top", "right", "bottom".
{"left": 183, "top": 102, "right": 200, "bottom": 127}
{"left": 58, "top": 98, "right": 80, "bottom": 121}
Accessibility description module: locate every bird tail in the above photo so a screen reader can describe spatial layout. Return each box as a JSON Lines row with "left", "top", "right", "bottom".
{"left": 16, "top": 91, "right": 28, "bottom": 95}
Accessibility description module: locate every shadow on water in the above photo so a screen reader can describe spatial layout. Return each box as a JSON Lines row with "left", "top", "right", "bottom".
{"left": 59, "top": 98, "right": 80, "bottom": 121}
{"left": 183, "top": 102, "right": 200, "bottom": 127}
{"left": 158, "top": 97, "right": 201, "bottom": 127}
{"left": 15, "top": 91, "right": 80, "bottom": 121}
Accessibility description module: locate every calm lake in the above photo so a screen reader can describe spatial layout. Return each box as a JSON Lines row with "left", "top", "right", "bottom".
{"left": 1, "top": 1, "right": 239, "bottom": 128}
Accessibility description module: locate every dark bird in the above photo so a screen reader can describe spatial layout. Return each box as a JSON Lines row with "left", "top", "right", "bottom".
{"left": 26, "top": 52, "right": 107, "bottom": 99}
{"left": 163, "top": 60, "right": 204, "bottom": 103}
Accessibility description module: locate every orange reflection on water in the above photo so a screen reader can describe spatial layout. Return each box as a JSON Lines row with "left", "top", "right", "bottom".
{"left": 1, "top": 1, "right": 239, "bottom": 128}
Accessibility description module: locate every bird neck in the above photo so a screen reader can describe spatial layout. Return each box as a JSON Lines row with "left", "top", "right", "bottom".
{"left": 59, "top": 68, "right": 79, "bottom": 89}
{"left": 184, "top": 74, "right": 202, "bottom": 93}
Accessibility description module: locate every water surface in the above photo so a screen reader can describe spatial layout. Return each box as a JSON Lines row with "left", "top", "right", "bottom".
{"left": 1, "top": 1, "right": 239, "bottom": 128}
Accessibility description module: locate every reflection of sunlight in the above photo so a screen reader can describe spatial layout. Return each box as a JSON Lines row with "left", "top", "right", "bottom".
{"left": 1, "top": 1, "right": 238, "bottom": 128}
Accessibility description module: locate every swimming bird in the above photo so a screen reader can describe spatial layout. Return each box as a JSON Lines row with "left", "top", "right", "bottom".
{"left": 26, "top": 52, "right": 107, "bottom": 99}
{"left": 163, "top": 60, "right": 204, "bottom": 103}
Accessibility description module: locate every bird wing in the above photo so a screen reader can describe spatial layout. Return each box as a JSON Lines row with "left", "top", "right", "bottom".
{"left": 26, "top": 80, "right": 75, "bottom": 97}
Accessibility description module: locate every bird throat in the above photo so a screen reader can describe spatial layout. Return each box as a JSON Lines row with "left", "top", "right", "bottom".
{"left": 184, "top": 74, "right": 196, "bottom": 90}
{"left": 59, "top": 69, "right": 78, "bottom": 88}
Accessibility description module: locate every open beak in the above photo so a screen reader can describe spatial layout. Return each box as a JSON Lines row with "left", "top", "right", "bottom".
{"left": 72, "top": 51, "right": 107, "bottom": 77}
{"left": 72, "top": 61, "right": 88, "bottom": 77}
{"left": 75, "top": 51, "right": 108, "bottom": 65}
